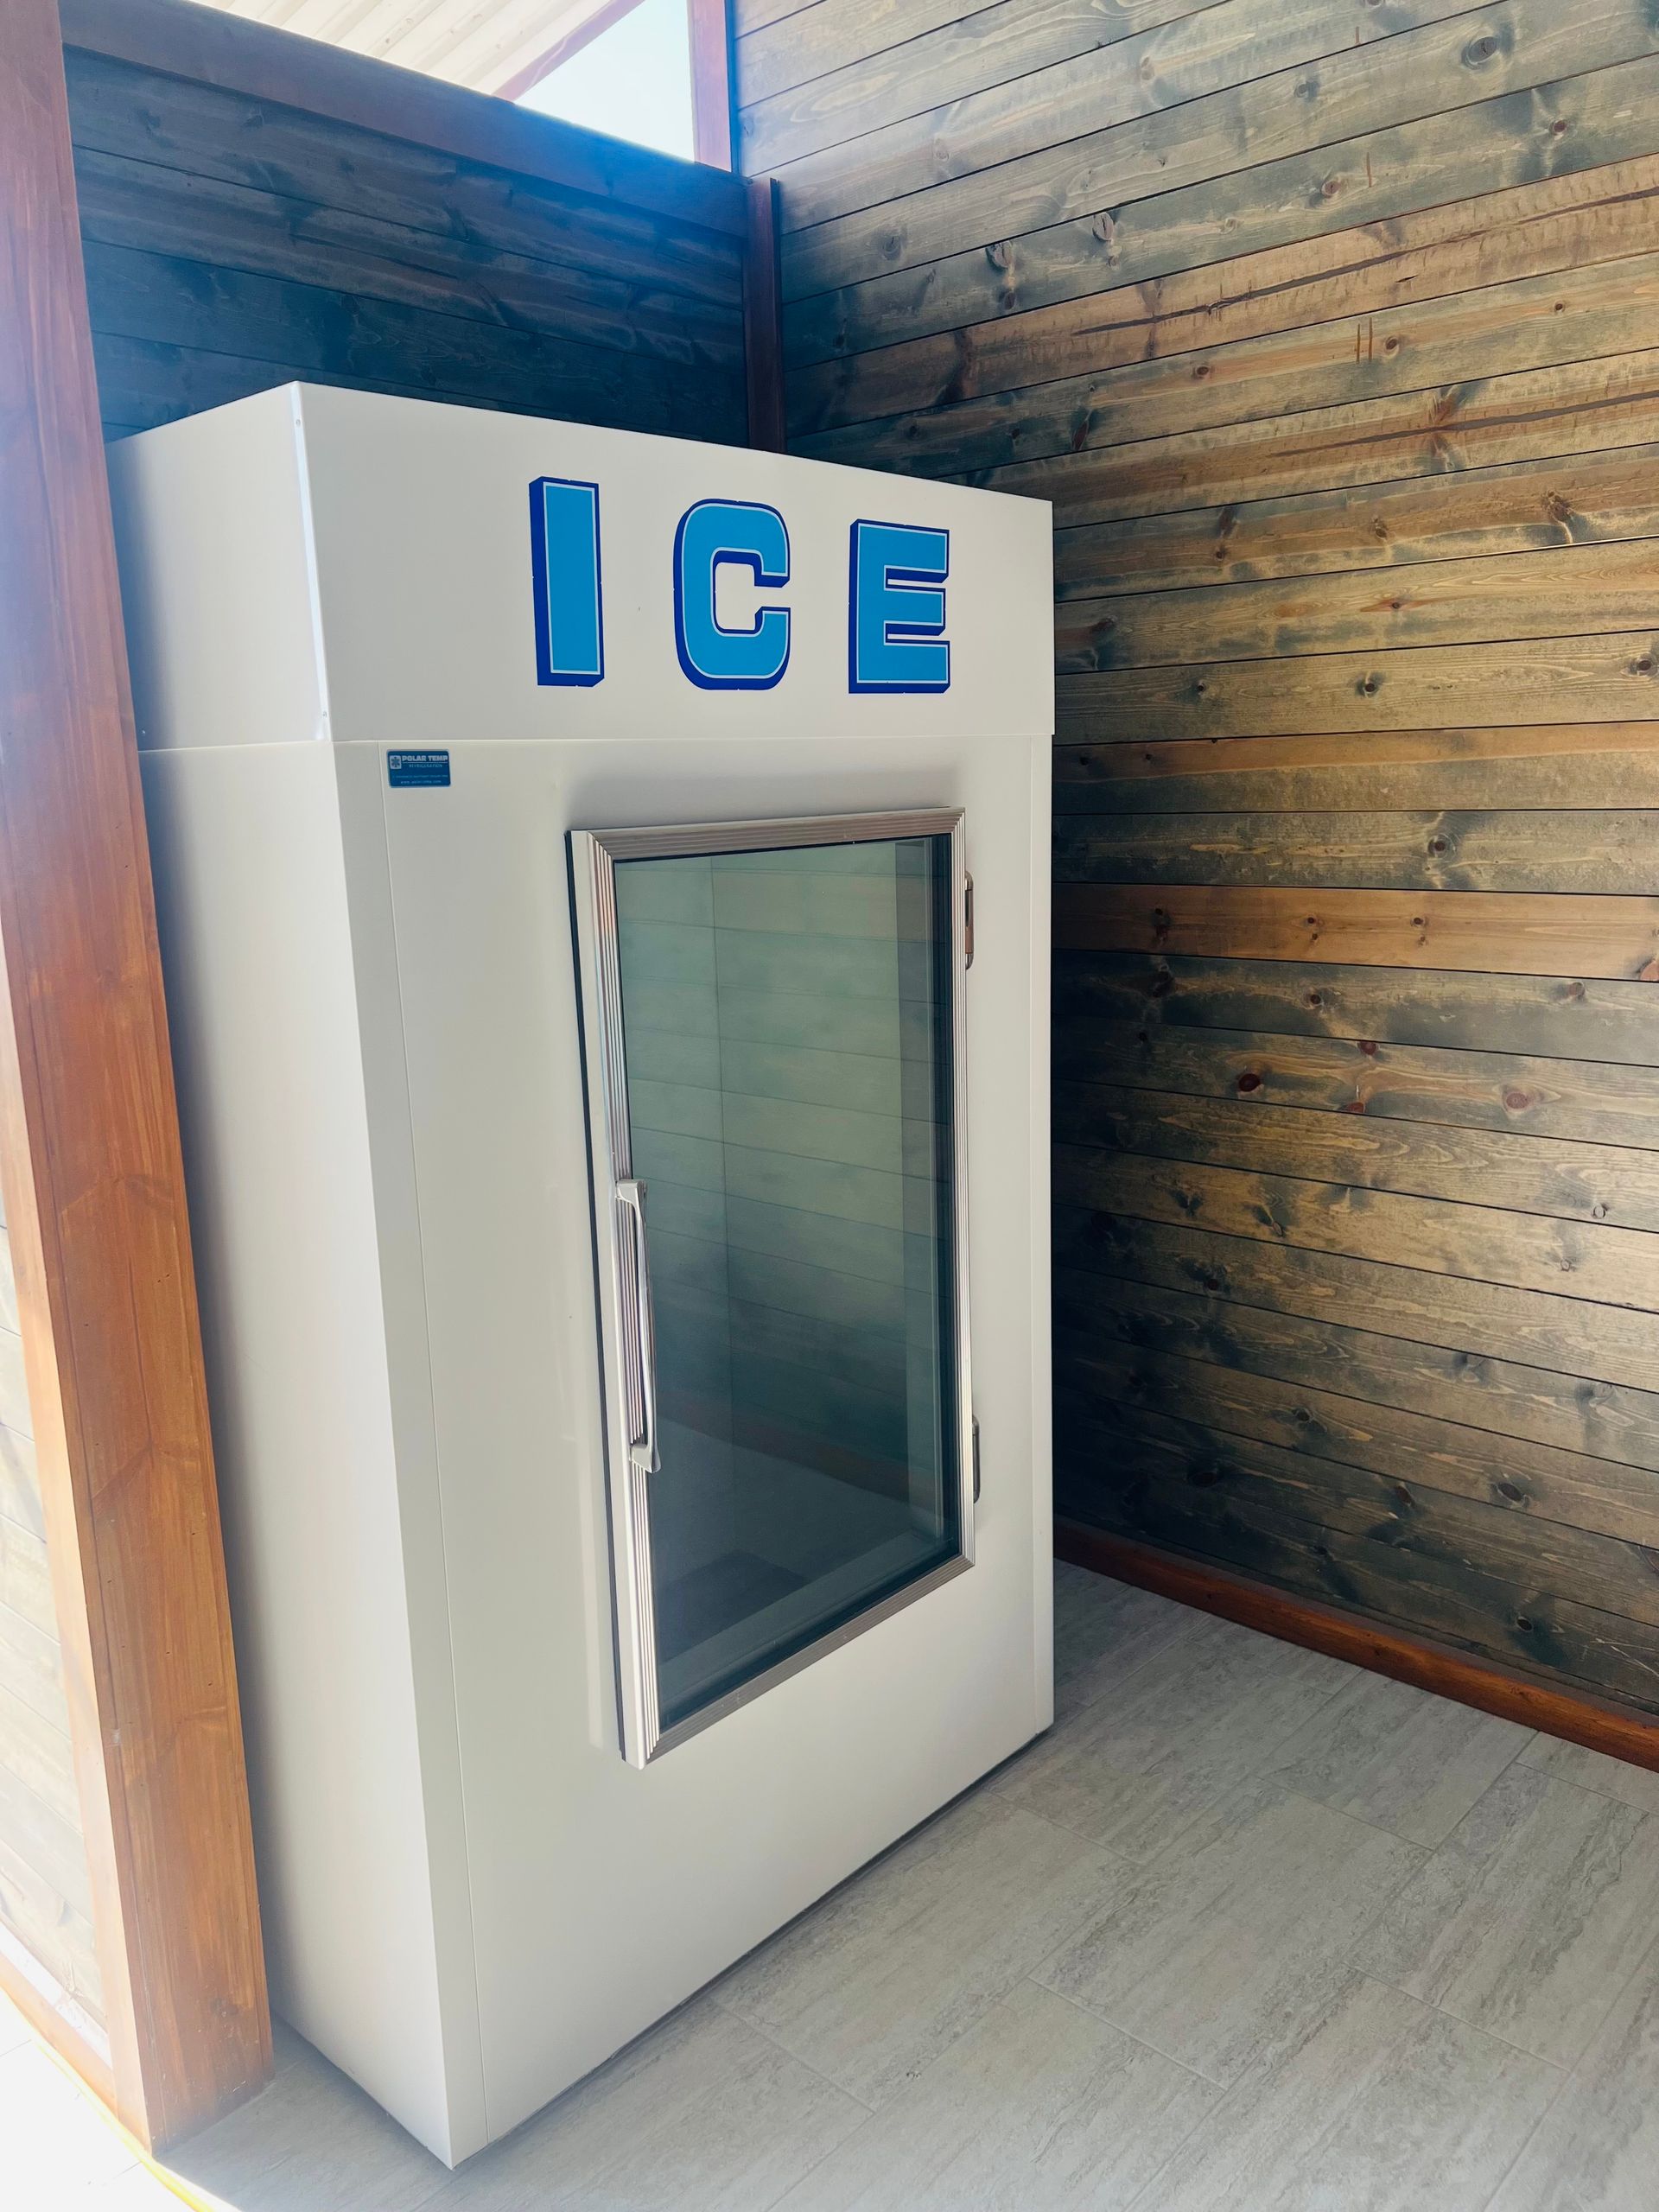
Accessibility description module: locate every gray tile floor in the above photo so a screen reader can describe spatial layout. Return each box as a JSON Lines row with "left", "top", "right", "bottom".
{"left": 11, "top": 1564, "right": 1659, "bottom": 2209}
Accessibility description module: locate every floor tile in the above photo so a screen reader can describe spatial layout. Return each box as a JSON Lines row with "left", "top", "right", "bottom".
{"left": 1356, "top": 1761, "right": 1659, "bottom": 2068}
{"left": 163, "top": 2027, "right": 453, "bottom": 2212}
{"left": 0, "top": 2037, "right": 137, "bottom": 2196}
{"left": 1521, "top": 1733, "right": 1659, "bottom": 1815}
{"left": 996, "top": 1610, "right": 1352, "bottom": 1860}
{"left": 1037, "top": 1777, "right": 1422, "bottom": 2088}
{"left": 1488, "top": 1935, "right": 1659, "bottom": 2212}
{"left": 769, "top": 1979, "right": 1218, "bottom": 2210}
{"left": 1262, "top": 1669, "right": 1533, "bottom": 1846}
{"left": 1051, "top": 1565, "right": 1195, "bottom": 1719}
{"left": 715, "top": 1795, "right": 1120, "bottom": 2107}
{"left": 435, "top": 1996, "right": 864, "bottom": 2212}
{"left": 1135, "top": 1972, "right": 1561, "bottom": 2212}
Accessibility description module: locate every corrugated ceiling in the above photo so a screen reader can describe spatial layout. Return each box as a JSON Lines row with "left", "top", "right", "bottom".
{"left": 194, "top": 0, "right": 645, "bottom": 100}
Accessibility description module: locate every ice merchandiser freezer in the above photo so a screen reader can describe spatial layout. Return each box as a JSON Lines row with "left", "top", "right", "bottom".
{"left": 109, "top": 384, "right": 1055, "bottom": 2166}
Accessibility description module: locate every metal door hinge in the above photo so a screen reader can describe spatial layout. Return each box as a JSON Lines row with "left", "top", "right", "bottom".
{"left": 972, "top": 1414, "right": 982, "bottom": 1504}
{"left": 963, "top": 873, "right": 975, "bottom": 968}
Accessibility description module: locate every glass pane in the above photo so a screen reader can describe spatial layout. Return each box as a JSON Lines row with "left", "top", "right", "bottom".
{"left": 611, "top": 834, "right": 962, "bottom": 1734}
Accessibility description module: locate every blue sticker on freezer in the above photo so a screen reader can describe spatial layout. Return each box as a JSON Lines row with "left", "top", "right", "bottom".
{"left": 388, "top": 750, "right": 451, "bottom": 788}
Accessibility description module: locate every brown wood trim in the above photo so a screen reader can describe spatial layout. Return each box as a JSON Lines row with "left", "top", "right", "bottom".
{"left": 57, "top": 0, "right": 748, "bottom": 238}
{"left": 0, "top": 1922, "right": 115, "bottom": 2112}
{"left": 1056, "top": 1519, "right": 1659, "bottom": 1774}
{"left": 0, "top": 0, "right": 270, "bottom": 2151}
{"left": 689, "top": 0, "right": 736, "bottom": 169}
{"left": 743, "top": 175, "right": 787, "bottom": 450}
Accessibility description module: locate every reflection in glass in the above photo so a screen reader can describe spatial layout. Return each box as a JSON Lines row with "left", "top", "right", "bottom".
{"left": 610, "top": 836, "right": 962, "bottom": 1734}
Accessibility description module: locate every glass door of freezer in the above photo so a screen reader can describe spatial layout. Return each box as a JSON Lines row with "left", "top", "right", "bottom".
{"left": 572, "top": 812, "right": 973, "bottom": 1765}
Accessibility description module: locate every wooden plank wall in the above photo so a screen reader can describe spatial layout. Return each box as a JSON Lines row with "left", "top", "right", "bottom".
{"left": 0, "top": 1185, "right": 103, "bottom": 2034}
{"left": 61, "top": 0, "right": 751, "bottom": 444}
{"left": 738, "top": 0, "right": 1659, "bottom": 1713}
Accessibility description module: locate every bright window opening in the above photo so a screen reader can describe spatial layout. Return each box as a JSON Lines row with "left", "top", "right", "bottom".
{"left": 518, "top": 0, "right": 695, "bottom": 161}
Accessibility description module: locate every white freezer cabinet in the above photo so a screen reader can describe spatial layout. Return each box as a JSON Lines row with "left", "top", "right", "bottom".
{"left": 111, "top": 385, "right": 1055, "bottom": 2165}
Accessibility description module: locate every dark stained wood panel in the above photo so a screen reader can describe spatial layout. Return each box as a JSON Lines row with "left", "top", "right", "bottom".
{"left": 1054, "top": 636, "right": 1659, "bottom": 743}
{"left": 63, "top": 28, "right": 749, "bottom": 446}
{"left": 64, "top": 53, "right": 744, "bottom": 308}
{"left": 790, "top": 152, "right": 1659, "bottom": 433}
{"left": 1056, "top": 1329, "right": 1659, "bottom": 1554}
{"left": 1054, "top": 884, "right": 1659, "bottom": 976}
{"left": 1008, "top": 352, "right": 1659, "bottom": 531}
{"left": 744, "top": 0, "right": 1659, "bottom": 1724}
{"left": 1054, "top": 1262, "right": 1659, "bottom": 1497}
{"left": 751, "top": 0, "right": 1376, "bottom": 182}
{"left": 742, "top": 0, "right": 1225, "bottom": 146}
{"left": 1054, "top": 1077, "right": 1659, "bottom": 1235}
{"left": 785, "top": 44, "right": 1659, "bottom": 364}
{"left": 736, "top": 0, "right": 987, "bottom": 103}
{"left": 779, "top": 0, "right": 1503, "bottom": 238}
{"left": 1052, "top": 807, "right": 1659, "bottom": 891}
{"left": 1058, "top": 1020, "right": 1659, "bottom": 1149}
{"left": 1055, "top": 726, "right": 1659, "bottom": 813}
{"left": 71, "top": 146, "right": 746, "bottom": 370}
{"left": 800, "top": 248, "right": 1659, "bottom": 476}
{"left": 780, "top": 0, "right": 1659, "bottom": 290}
{"left": 1055, "top": 948, "right": 1659, "bottom": 1065}
{"left": 1053, "top": 1197, "right": 1659, "bottom": 1407}
{"left": 1054, "top": 448, "right": 1659, "bottom": 599}
{"left": 1057, "top": 1141, "right": 1659, "bottom": 1314}
{"left": 81, "top": 240, "right": 729, "bottom": 440}
{"left": 1058, "top": 1385, "right": 1659, "bottom": 1639}
{"left": 1053, "top": 541, "right": 1659, "bottom": 671}
{"left": 60, "top": 0, "right": 747, "bottom": 234}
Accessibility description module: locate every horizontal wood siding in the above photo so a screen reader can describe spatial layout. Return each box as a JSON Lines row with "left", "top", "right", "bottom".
{"left": 65, "top": 2, "right": 749, "bottom": 442}
{"left": 745, "top": 0, "right": 1659, "bottom": 1711}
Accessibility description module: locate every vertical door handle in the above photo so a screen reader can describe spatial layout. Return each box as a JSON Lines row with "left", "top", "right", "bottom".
{"left": 615, "top": 1178, "right": 660, "bottom": 1475}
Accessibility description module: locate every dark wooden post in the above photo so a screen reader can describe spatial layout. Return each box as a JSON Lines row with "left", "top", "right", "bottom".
{"left": 0, "top": 0, "right": 270, "bottom": 2150}
{"left": 743, "top": 175, "right": 788, "bottom": 451}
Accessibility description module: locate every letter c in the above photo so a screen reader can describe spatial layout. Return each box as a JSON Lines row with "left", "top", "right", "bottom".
{"left": 673, "top": 499, "right": 791, "bottom": 690}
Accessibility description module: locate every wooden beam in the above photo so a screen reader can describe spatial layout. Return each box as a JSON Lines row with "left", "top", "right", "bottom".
{"left": 58, "top": 0, "right": 748, "bottom": 237}
{"left": 0, "top": 0, "right": 270, "bottom": 2152}
{"left": 1056, "top": 1520, "right": 1659, "bottom": 1772}
{"left": 689, "top": 0, "right": 736, "bottom": 169}
{"left": 742, "top": 175, "right": 786, "bottom": 450}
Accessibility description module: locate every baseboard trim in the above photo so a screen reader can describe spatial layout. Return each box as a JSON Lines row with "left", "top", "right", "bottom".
{"left": 1055, "top": 1521, "right": 1659, "bottom": 1775}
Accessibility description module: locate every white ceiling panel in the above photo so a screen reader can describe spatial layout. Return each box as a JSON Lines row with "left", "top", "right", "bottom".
{"left": 196, "top": 0, "right": 645, "bottom": 99}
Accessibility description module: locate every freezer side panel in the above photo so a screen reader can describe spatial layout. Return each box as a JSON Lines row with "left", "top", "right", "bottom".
{"left": 331, "top": 743, "right": 489, "bottom": 2163}
{"left": 108, "top": 386, "right": 328, "bottom": 753}
{"left": 141, "top": 745, "right": 456, "bottom": 2158}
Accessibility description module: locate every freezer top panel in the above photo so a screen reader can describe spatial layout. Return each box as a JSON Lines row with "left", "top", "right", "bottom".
{"left": 109, "top": 384, "right": 1054, "bottom": 754}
